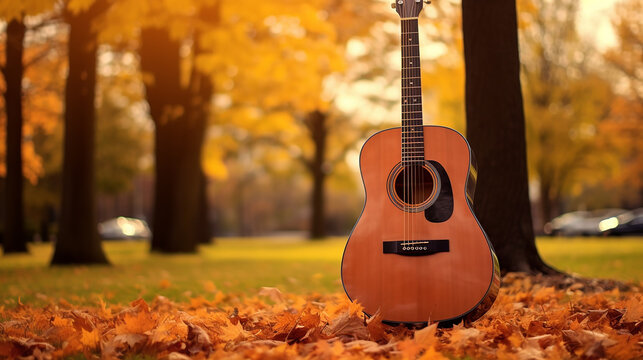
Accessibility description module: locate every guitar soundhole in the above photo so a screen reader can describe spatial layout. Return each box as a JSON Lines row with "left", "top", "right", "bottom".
{"left": 387, "top": 162, "right": 441, "bottom": 212}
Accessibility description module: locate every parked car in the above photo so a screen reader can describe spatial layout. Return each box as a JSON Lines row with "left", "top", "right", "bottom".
{"left": 599, "top": 208, "right": 643, "bottom": 236}
{"left": 98, "top": 217, "right": 151, "bottom": 240}
{"left": 544, "top": 209, "right": 627, "bottom": 236}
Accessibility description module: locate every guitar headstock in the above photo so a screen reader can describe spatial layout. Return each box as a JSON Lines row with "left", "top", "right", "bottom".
{"left": 392, "top": 0, "right": 428, "bottom": 19}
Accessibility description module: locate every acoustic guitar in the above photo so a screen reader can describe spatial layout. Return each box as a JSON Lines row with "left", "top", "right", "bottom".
{"left": 341, "top": 0, "right": 500, "bottom": 327}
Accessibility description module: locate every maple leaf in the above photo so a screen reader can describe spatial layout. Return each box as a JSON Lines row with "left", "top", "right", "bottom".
{"left": 115, "top": 309, "right": 157, "bottom": 334}
{"left": 532, "top": 286, "right": 559, "bottom": 304}
{"left": 449, "top": 326, "right": 482, "bottom": 348}
{"left": 69, "top": 310, "right": 97, "bottom": 331}
{"left": 273, "top": 311, "right": 299, "bottom": 335}
{"left": 1, "top": 272, "right": 642, "bottom": 359}
{"left": 325, "top": 310, "right": 369, "bottom": 340}
{"left": 149, "top": 318, "right": 188, "bottom": 344}
{"left": 622, "top": 297, "right": 643, "bottom": 323}
{"left": 80, "top": 328, "right": 100, "bottom": 349}
{"left": 526, "top": 320, "right": 549, "bottom": 336}
{"left": 217, "top": 321, "right": 250, "bottom": 342}
{"left": 562, "top": 329, "right": 619, "bottom": 358}
{"left": 130, "top": 298, "right": 150, "bottom": 312}
{"left": 1, "top": 337, "right": 55, "bottom": 359}
{"left": 102, "top": 333, "right": 147, "bottom": 359}
{"left": 259, "top": 287, "right": 286, "bottom": 303}
{"left": 365, "top": 309, "right": 389, "bottom": 342}
{"left": 186, "top": 321, "right": 213, "bottom": 355}
{"left": 413, "top": 322, "right": 438, "bottom": 348}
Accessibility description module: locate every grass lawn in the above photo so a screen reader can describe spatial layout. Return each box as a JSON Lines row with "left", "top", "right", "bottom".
{"left": 0, "top": 237, "right": 641, "bottom": 307}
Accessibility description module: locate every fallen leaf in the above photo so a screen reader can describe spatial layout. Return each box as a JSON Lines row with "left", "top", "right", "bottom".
{"left": 259, "top": 287, "right": 286, "bottom": 303}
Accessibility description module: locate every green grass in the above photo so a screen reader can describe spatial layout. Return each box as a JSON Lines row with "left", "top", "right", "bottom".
{"left": 0, "top": 237, "right": 641, "bottom": 308}
{"left": 536, "top": 237, "right": 643, "bottom": 281}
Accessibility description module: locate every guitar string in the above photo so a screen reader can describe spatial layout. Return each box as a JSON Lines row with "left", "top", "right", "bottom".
{"left": 405, "top": 8, "right": 422, "bottom": 251}
{"left": 405, "top": 16, "right": 409, "bottom": 249}
{"left": 403, "top": 16, "right": 407, "bottom": 249}
{"left": 402, "top": 16, "right": 406, "bottom": 249}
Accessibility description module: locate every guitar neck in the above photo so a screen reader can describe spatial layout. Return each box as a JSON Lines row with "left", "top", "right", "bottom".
{"left": 401, "top": 18, "right": 425, "bottom": 163}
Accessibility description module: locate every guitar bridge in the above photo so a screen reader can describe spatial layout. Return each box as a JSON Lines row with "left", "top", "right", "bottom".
{"left": 382, "top": 240, "right": 449, "bottom": 256}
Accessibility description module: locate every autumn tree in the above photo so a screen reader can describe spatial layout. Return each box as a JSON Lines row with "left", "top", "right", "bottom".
{"left": 1, "top": 18, "right": 27, "bottom": 253}
{"left": 1, "top": 1, "right": 59, "bottom": 252}
{"left": 51, "top": 0, "right": 110, "bottom": 264}
{"left": 600, "top": 0, "right": 643, "bottom": 206}
{"left": 302, "top": 1, "right": 388, "bottom": 239}
{"left": 136, "top": 1, "right": 217, "bottom": 252}
{"left": 605, "top": 0, "right": 642, "bottom": 103}
{"left": 461, "top": 0, "right": 555, "bottom": 273}
{"left": 209, "top": 0, "right": 389, "bottom": 239}
{"left": 518, "top": 0, "right": 614, "bottom": 225}
{"left": 95, "top": 78, "right": 149, "bottom": 197}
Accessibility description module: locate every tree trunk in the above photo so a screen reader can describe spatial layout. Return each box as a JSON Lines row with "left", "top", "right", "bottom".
{"left": 306, "top": 110, "right": 328, "bottom": 239}
{"left": 461, "top": 0, "right": 556, "bottom": 274}
{"left": 2, "top": 19, "right": 28, "bottom": 254}
{"left": 539, "top": 179, "right": 553, "bottom": 227}
{"left": 140, "top": 28, "right": 211, "bottom": 253}
{"left": 198, "top": 171, "right": 211, "bottom": 244}
{"left": 51, "top": 3, "right": 109, "bottom": 264}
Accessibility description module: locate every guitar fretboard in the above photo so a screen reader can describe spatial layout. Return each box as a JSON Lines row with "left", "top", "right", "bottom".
{"left": 401, "top": 18, "right": 424, "bottom": 164}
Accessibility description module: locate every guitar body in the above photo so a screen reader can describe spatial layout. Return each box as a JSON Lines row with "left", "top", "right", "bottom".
{"left": 341, "top": 126, "right": 500, "bottom": 326}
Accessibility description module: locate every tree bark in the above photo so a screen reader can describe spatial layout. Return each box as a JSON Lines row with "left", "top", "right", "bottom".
{"left": 2, "top": 18, "right": 28, "bottom": 254}
{"left": 51, "top": 2, "right": 109, "bottom": 264}
{"left": 140, "top": 28, "right": 211, "bottom": 253}
{"left": 539, "top": 179, "right": 553, "bottom": 227}
{"left": 306, "top": 110, "right": 328, "bottom": 239}
{"left": 461, "top": 0, "right": 557, "bottom": 274}
{"left": 198, "top": 171, "right": 211, "bottom": 244}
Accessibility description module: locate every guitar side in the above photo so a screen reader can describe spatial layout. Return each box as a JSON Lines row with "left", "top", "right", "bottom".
{"left": 341, "top": 126, "right": 500, "bottom": 326}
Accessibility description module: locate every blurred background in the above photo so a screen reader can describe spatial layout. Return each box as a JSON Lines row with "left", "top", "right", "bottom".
{"left": 0, "top": 0, "right": 641, "bottom": 246}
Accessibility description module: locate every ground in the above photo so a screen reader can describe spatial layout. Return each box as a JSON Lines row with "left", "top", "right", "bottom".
{"left": 0, "top": 237, "right": 641, "bottom": 359}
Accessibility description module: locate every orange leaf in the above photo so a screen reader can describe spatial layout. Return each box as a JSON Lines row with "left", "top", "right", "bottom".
{"left": 80, "top": 328, "right": 100, "bottom": 349}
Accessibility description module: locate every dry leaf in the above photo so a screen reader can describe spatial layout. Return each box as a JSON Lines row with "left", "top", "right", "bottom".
{"left": 0, "top": 272, "right": 640, "bottom": 359}
{"left": 258, "top": 287, "right": 286, "bottom": 303}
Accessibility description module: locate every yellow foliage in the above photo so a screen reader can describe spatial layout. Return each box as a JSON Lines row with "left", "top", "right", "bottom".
{"left": 0, "top": 0, "right": 56, "bottom": 20}
{"left": 66, "top": 0, "right": 97, "bottom": 14}
{"left": 202, "top": 142, "right": 228, "bottom": 180}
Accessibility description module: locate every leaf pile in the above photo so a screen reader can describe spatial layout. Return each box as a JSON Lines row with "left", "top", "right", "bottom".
{"left": 0, "top": 273, "right": 641, "bottom": 359}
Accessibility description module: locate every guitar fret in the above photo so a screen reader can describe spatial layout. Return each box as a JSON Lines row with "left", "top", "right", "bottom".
{"left": 400, "top": 18, "right": 425, "bottom": 151}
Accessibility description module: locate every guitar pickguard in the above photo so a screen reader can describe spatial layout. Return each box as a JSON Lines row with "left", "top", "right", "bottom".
{"left": 425, "top": 160, "right": 453, "bottom": 223}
